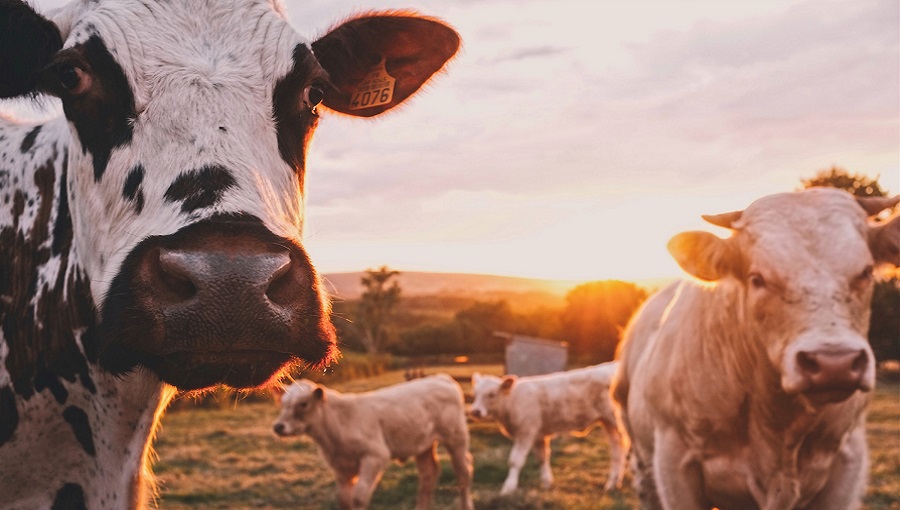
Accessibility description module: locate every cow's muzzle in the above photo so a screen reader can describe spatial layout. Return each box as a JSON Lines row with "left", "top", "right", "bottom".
{"left": 794, "top": 349, "right": 870, "bottom": 404}
{"left": 97, "top": 215, "right": 337, "bottom": 390}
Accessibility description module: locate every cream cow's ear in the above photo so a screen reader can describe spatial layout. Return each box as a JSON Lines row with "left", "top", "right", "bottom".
{"left": 868, "top": 213, "right": 900, "bottom": 267}
{"left": 667, "top": 231, "right": 739, "bottom": 282}
{"left": 500, "top": 376, "right": 516, "bottom": 394}
{"left": 313, "top": 386, "right": 326, "bottom": 402}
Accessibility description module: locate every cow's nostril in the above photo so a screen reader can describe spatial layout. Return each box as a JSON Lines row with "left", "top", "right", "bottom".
{"left": 265, "top": 254, "right": 300, "bottom": 307}
{"left": 851, "top": 350, "right": 868, "bottom": 373}
{"left": 273, "top": 423, "right": 286, "bottom": 435}
{"left": 796, "top": 351, "right": 819, "bottom": 375}
{"left": 155, "top": 249, "right": 197, "bottom": 301}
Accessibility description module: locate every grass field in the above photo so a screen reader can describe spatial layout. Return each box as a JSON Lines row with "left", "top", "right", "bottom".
{"left": 153, "top": 368, "right": 900, "bottom": 509}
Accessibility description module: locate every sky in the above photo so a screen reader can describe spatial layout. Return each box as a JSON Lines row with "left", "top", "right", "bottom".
{"left": 11, "top": 0, "right": 900, "bottom": 282}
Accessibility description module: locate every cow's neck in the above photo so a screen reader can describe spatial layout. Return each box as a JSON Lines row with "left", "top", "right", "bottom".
{"left": 682, "top": 281, "right": 867, "bottom": 477}
{"left": 1, "top": 116, "right": 173, "bottom": 507}
{"left": 306, "top": 391, "right": 351, "bottom": 457}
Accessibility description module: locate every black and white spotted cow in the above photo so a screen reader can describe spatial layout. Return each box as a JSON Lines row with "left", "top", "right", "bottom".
{"left": 0, "top": 1, "right": 459, "bottom": 507}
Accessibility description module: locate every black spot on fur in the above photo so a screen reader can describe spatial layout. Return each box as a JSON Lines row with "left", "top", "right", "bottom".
{"left": 0, "top": 387, "right": 18, "bottom": 447}
{"left": 51, "top": 483, "right": 86, "bottom": 510}
{"left": 51, "top": 152, "right": 71, "bottom": 256}
{"left": 164, "top": 165, "right": 236, "bottom": 213}
{"left": 273, "top": 44, "right": 322, "bottom": 190}
{"left": 122, "top": 164, "right": 144, "bottom": 213}
{"left": 62, "top": 406, "right": 96, "bottom": 456}
{"left": 34, "top": 369, "right": 69, "bottom": 404}
{"left": 20, "top": 125, "right": 41, "bottom": 153}
{"left": 0, "top": 1, "right": 63, "bottom": 98}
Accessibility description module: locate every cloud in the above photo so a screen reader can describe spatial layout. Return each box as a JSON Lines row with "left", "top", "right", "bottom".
{"left": 490, "top": 45, "right": 571, "bottom": 64}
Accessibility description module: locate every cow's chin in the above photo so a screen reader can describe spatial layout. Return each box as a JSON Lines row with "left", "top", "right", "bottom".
{"left": 148, "top": 351, "right": 294, "bottom": 390}
{"left": 98, "top": 337, "right": 336, "bottom": 391}
{"left": 801, "top": 387, "right": 862, "bottom": 407}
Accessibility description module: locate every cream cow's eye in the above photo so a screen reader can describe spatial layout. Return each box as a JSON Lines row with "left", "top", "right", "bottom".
{"left": 748, "top": 272, "right": 766, "bottom": 289}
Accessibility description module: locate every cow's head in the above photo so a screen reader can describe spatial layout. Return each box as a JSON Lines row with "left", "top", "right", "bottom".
{"left": 0, "top": 1, "right": 459, "bottom": 390}
{"left": 272, "top": 379, "right": 324, "bottom": 437}
{"left": 469, "top": 372, "right": 515, "bottom": 419}
{"left": 668, "top": 188, "right": 899, "bottom": 406}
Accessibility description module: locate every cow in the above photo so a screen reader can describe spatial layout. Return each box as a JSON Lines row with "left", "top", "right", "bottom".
{"left": 611, "top": 188, "right": 900, "bottom": 510}
{"left": 272, "top": 375, "right": 475, "bottom": 510}
{"left": 0, "top": 1, "right": 459, "bottom": 507}
{"left": 469, "top": 363, "right": 628, "bottom": 495}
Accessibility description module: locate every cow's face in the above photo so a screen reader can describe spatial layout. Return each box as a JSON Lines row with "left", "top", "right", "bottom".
{"left": 272, "top": 379, "right": 323, "bottom": 437}
{"left": 1, "top": 0, "right": 459, "bottom": 390}
{"left": 669, "top": 188, "right": 900, "bottom": 405}
{"left": 469, "top": 373, "right": 515, "bottom": 419}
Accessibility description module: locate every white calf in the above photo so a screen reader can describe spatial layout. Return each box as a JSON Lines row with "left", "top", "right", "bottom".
{"left": 273, "top": 375, "right": 474, "bottom": 510}
{"left": 470, "top": 363, "right": 627, "bottom": 495}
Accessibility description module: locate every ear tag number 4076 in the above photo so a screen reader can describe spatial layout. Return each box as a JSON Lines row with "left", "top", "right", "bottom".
{"left": 349, "top": 57, "right": 395, "bottom": 111}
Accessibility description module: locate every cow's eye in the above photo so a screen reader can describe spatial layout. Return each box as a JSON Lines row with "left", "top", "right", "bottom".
{"left": 299, "top": 402, "right": 309, "bottom": 409}
{"left": 748, "top": 272, "right": 766, "bottom": 289}
{"left": 308, "top": 85, "right": 325, "bottom": 106}
{"left": 303, "top": 84, "right": 325, "bottom": 113}
{"left": 56, "top": 64, "right": 90, "bottom": 95}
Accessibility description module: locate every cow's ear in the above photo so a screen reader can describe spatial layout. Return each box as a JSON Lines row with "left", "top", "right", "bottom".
{"left": 0, "top": 1, "right": 63, "bottom": 98}
{"left": 868, "top": 213, "right": 900, "bottom": 267}
{"left": 311, "top": 12, "right": 460, "bottom": 117}
{"left": 500, "top": 376, "right": 516, "bottom": 394}
{"left": 313, "top": 386, "right": 326, "bottom": 402}
{"left": 668, "top": 231, "right": 739, "bottom": 282}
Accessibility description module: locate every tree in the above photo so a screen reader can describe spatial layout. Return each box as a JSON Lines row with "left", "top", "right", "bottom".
{"left": 356, "top": 266, "right": 402, "bottom": 354}
{"left": 453, "top": 300, "right": 515, "bottom": 354}
{"left": 800, "top": 166, "right": 886, "bottom": 197}
{"left": 560, "top": 280, "right": 648, "bottom": 362}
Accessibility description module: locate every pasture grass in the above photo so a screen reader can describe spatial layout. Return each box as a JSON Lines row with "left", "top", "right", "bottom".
{"left": 154, "top": 368, "right": 900, "bottom": 509}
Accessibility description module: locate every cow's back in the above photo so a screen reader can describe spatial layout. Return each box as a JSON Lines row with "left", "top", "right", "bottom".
{"left": 510, "top": 363, "right": 618, "bottom": 437}
{"left": 341, "top": 375, "right": 467, "bottom": 460}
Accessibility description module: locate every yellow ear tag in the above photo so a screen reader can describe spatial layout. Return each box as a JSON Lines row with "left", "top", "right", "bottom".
{"left": 349, "top": 57, "right": 395, "bottom": 111}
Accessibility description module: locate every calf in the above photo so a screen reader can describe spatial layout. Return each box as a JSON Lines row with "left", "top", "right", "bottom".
{"left": 469, "top": 363, "right": 627, "bottom": 495}
{"left": 273, "top": 375, "right": 475, "bottom": 510}
{"left": 612, "top": 188, "right": 900, "bottom": 509}
{"left": 0, "top": 1, "right": 458, "bottom": 506}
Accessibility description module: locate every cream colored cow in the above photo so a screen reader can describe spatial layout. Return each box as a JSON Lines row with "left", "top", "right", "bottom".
{"left": 273, "top": 375, "right": 474, "bottom": 510}
{"left": 470, "top": 362, "right": 627, "bottom": 495}
{"left": 613, "top": 189, "right": 900, "bottom": 510}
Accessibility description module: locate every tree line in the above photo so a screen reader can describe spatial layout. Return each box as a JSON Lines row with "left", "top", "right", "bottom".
{"left": 335, "top": 168, "right": 898, "bottom": 364}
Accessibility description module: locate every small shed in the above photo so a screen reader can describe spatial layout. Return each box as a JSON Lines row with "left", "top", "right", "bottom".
{"left": 496, "top": 332, "right": 568, "bottom": 377}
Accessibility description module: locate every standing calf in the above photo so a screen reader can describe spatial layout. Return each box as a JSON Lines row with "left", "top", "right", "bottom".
{"left": 469, "top": 363, "right": 627, "bottom": 495}
{"left": 273, "top": 375, "right": 475, "bottom": 510}
{"left": 613, "top": 188, "right": 900, "bottom": 509}
{"left": 0, "top": 0, "right": 458, "bottom": 506}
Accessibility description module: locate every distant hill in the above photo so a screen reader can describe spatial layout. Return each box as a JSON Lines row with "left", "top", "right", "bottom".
{"left": 321, "top": 271, "right": 675, "bottom": 307}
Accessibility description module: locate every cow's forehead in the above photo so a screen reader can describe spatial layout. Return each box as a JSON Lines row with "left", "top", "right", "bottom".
{"left": 474, "top": 375, "right": 501, "bottom": 391}
{"left": 284, "top": 380, "right": 316, "bottom": 402}
{"left": 739, "top": 189, "right": 870, "bottom": 273}
{"left": 61, "top": 0, "right": 303, "bottom": 102}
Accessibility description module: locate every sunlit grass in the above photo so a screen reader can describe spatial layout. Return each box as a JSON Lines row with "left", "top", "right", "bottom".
{"left": 154, "top": 369, "right": 900, "bottom": 509}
